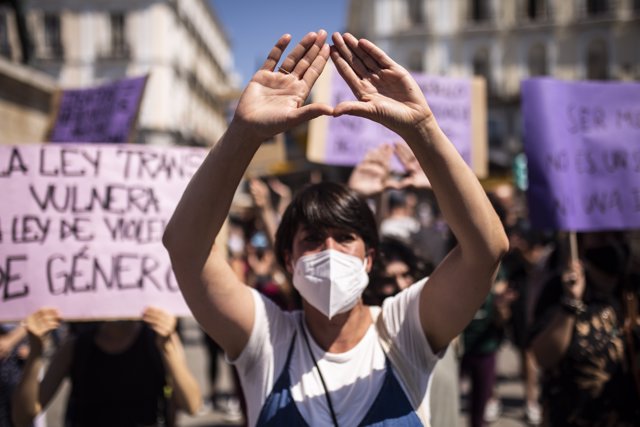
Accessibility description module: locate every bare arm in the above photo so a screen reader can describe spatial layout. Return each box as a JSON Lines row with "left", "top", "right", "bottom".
{"left": 249, "top": 178, "right": 279, "bottom": 246}
{"left": 268, "top": 178, "right": 292, "bottom": 218}
{"left": 330, "top": 33, "right": 509, "bottom": 352}
{"left": 0, "top": 324, "right": 27, "bottom": 360}
{"left": 11, "top": 308, "right": 68, "bottom": 427}
{"left": 163, "top": 31, "right": 333, "bottom": 359}
{"left": 143, "top": 307, "right": 202, "bottom": 415}
{"left": 531, "top": 260, "right": 585, "bottom": 368}
{"left": 530, "top": 308, "right": 577, "bottom": 369}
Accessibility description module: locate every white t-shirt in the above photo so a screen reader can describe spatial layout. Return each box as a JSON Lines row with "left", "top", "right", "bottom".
{"left": 230, "top": 278, "right": 438, "bottom": 427}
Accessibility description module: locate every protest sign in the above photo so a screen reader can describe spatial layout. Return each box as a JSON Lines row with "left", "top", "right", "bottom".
{"left": 48, "top": 75, "right": 148, "bottom": 144}
{"left": 308, "top": 65, "right": 487, "bottom": 177}
{"left": 0, "top": 143, "right": 207, "bottom": 321}
{"left": 522, "top": 78, "right": 640, "bottom": 231}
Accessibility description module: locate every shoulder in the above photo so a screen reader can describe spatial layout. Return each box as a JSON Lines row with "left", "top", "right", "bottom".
{"left": 378, "top": 279, "right": 427, "bottom": 336}
{"left": 231, "top": 289, "right": 299, "bottom": 365}
{"left": 381, "top": 278, "right": 427, "bottom": 322}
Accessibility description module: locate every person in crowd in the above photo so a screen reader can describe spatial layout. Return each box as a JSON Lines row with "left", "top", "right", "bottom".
{"left": 530, "top": 231, "right": 640, "bottom": 426}
{"left": 500, "top": 218, "right": 553, "bottom": 425}
{"left": 379, "top": 189, "right": 421, "bottom": 244}
{"left": 366, "top": 237, "right": 460, "bottom": 427}
{"left": 459, "top": 278, "right": 515, "bottom": 427}
{"left": 249, "top": 177, "right": 292, "bottom": 241}
{"left": 11, "top": 307, "right": 201, "bottom": 427}
{"left": 365, "top": 238, "right": 433, "bottom": 306}
{"left": 455, "top": 191, "right": 515, "bottom": 427}
{"left": 249, "top": 178, "right": 281, "bottom": 248}
{"left": 163, "top": 30, "right": 508, "bottom": 426}
{"left": 1, "top": 323, "right": 39, "bottom": 427}
{"left": 201, "top": 328, "right": 244, "bottom": 423}
{"left": 248, "top": 178, "right": 296, "bottom": 310}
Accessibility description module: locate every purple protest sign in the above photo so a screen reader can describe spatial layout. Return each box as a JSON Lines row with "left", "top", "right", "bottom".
{"left": 49, "top": 75, "right": 148, "bottom": 143}
{"left": 324, "top": 70, "right": 473, "bottom": 169}
{"left": 0, "top": 143, "right": 207, "bottom": 321}
{"left": 522, "top": 78, "right": 640, "bottom": 231}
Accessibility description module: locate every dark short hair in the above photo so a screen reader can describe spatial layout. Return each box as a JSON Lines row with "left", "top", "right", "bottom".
{"left": 274, "top": 182, "right": 379, "bottom": 269}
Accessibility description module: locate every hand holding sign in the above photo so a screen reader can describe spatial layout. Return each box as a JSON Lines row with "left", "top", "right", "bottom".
{"left": 25, "top": 307, "right": 61, "bottom": 349}
{"left": 561, "top": 260, "right": 586, "bottom": 301}
{"left": 142, "top": 306, "right": 177, "bottom": 344}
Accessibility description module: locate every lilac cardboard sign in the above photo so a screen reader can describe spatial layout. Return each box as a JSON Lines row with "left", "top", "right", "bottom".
{"left": 0, "top": 143, "right": 207, "bottom": 321}
{"left": 324, "top": 70, "right": 473, "bottom": 169}
{"left": 522, "top": 78, "right": 640, "bottom": 231}
{"left": 49, "top": 75, "right": 148, "bottom": 144}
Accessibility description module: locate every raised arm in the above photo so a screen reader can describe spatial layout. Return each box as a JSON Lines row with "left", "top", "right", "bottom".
{"left": 330, "top": 33, "right": 509, "bottom": 352}
{"left": 142, "top": 307, "right": 202, "bottom": 415}
{"left": 531, "top": 260, "right": 585, "bottom": 368}
{"left": 249, "top": 178, "right": 279, "bottom": 246}
{"left": 11, "top": 308, "right": 67, "bottom": 427}
{"left": 163, "top": 31, "right": 332, "bottom": 359}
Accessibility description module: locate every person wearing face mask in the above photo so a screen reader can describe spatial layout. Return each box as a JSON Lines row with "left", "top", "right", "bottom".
{"left": 529, "top": 231, "right": 640, "bottom": 426}
{"left": 163, "top": 30, "right": 508, "bottom": 426}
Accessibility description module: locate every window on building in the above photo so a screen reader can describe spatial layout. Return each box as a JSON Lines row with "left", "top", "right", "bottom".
{"left": 472, "top": 48, "right": 491, "bottom": 90}
{"left": 408, "top": 0, "right": 424, "bottom": 26}
{"left": 470, "top": 0, "right": 491, "bottom": 22}
{"left": 110, "top": 13, "right": 128, "bottom": 57}
{"left": 408, "top": 51, "right": 423, "bottom": 72}
{"left": 43, "top": 12, "right": 63, "bottom": 58}
{"left": 527, "top": 43, "right": 548, "bottom": 76}
{"left": 0, "top": 12, "right": 10, "bottom": 58}
{"left": 526, "top": 0, "right": 548, "bottom": 20}
{"left": 586, "top": 0, "right": 609, "bottom": 16}
{"left": 586, "top": 39, "right": 608, "bottom": 80}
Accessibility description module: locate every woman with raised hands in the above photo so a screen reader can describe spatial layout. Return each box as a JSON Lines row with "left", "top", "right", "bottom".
{"left": 163, "top": 30, "right": 508, "bottom": 426}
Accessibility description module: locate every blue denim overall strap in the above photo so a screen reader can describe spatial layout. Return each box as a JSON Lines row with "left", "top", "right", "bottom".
{"left": 356, "top": 356, "right": 423, "bottom": 426}
{"left": 255, "top": 331, "right": 309, "bottom": 427}
{"left": 255, "top": 330, "right": 423, "bottom": 426}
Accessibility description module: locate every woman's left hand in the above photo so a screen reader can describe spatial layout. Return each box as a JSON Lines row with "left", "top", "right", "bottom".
{"left": 142, "top": 306, "right": 177, "bottom": 340}
{"left": 330, "top": 32, "right": 434, "bottom": 139}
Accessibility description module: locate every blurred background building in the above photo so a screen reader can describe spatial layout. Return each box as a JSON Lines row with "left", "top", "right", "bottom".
{"left": 0, "top": 0, "right": 239, "bottom": 147}
{"left": 347, "top": 0, "right": 640, "bottom": 173}
{"left": 1, "top": 0, "right": 639, "bottom": 173}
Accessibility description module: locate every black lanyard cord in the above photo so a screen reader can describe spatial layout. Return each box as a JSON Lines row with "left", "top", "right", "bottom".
{"left": 300, "top": 320, "right": 340, "bottom": 427}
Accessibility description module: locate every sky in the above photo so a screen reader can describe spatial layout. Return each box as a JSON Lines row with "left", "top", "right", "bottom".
{"left": 210, "top": 0, "right": 348, "bottom": 86}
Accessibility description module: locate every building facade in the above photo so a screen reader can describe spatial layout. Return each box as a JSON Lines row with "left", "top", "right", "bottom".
{"left": 347, "top": 0, "right": 640, "bottom": 171}
{"left": 0, "top": 0, "right": 239, "bottom": 147}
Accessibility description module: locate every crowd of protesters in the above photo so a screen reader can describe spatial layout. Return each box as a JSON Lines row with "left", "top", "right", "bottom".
{"left": 2, "top": 30, "right": 639, "bottom": 427}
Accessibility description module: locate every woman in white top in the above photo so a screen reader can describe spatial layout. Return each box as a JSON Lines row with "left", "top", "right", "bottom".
{"left": 163, "top": 30, "right": 508, "bottom": 426}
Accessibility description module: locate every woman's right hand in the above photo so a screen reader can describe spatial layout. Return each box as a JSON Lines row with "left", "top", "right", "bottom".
{"left": 24, "top": 308, "right": 61, "bottom": 349}
{"left": 232, "top": 31, "right": 333, "bottom": 141}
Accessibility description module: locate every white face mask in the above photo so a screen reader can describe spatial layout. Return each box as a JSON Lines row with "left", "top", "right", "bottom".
{"left": 292, "top": 249, "right": 369, "bottom": 319}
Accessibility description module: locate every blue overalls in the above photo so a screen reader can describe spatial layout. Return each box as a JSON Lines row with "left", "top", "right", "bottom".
{"left": 256, "top": 331, "right": 423, "bottom": 426}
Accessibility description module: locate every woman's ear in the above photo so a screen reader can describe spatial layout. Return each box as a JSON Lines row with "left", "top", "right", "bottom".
{"left": 284, "top": 251, "right": 294, "bottom": 275}
{"left": 365, "top": 248, "right": 375, "bottom": 273}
